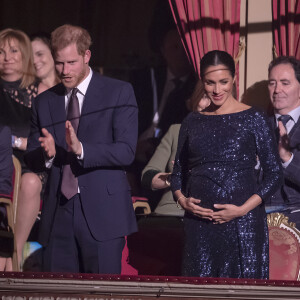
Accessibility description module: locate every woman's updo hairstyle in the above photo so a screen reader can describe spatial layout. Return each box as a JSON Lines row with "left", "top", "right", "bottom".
{"left": 200, "top": 50, "right": 235, "bottom": 79}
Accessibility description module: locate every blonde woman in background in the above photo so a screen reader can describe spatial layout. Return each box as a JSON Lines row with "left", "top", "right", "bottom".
{"left": 0, "top": 28, "right": 40, "bottom": 270}
{"left": 0, "top": 29, "right": 58, "bottom": 270}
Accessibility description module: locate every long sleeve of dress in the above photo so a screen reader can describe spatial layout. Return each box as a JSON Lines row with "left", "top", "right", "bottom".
{"left": 253, "top": 111, "right": 283, "bottom": 201}
{"left": 171, "top": 115, "right": 191, "bottom": 193}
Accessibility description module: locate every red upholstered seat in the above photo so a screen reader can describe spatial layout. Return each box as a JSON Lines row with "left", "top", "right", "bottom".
{"left": 121, "top": 236, "right": 138, "bottom": 275}
{"left": 268, "top": 213, "right": 300, "bottom": 281}
{"left": 120, "top": 196, "right": 151, "bottom": 275}
{"left": 131, "top": 196, "right": 148, "bottom": 203}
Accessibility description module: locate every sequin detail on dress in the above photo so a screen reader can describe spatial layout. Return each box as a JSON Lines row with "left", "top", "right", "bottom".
{"left": 171, "top": 107, "right": 283, "bottom": 279}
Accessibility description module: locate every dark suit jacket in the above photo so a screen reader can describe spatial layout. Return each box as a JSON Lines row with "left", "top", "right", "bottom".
{"left": 0, "top": 125, "right": 13, "bottom": 196}
{"left": 267, "top": 115, "right": 300, "bottom": 207}
{"left": 25, "top": 72, "right": 138, "bottom": 246}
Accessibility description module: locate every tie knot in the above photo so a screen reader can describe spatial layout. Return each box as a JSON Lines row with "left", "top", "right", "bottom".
{"left": 278, "top": 115, "right": 291, "bottom": 127}
{"left": 71, "top": 88, "right": 79, "bottom": 97}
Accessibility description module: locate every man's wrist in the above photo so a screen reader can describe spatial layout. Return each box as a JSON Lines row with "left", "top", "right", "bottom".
{"left": 281, "top": 151, "right": 292, "bottom": 163}
{"left": 75, "top": 147, "right": 82, "bottom": 156}
{"left": 76, "top": 142, "right": 84, "bottom": 159}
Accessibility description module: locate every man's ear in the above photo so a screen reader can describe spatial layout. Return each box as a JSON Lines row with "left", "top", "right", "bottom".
{"left": 233, "top": 75, "right": 236, "bottom": 84}
{"left": 84, "top": 50, "right": 91, "bottom": 64}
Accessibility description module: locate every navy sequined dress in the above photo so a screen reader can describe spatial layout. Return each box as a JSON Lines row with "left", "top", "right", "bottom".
{"left": 171, "top": 107, "right": 283, "bottom": 279}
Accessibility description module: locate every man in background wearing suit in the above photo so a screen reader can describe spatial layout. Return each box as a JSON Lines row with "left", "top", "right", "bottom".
{"left": 128, "top": 1, "right": 197, "bottom": 197}
{"left": 267, "top": 56, "right": 300, "bottom": 228}
{"left": 25, "top": 24, "right": 138, "bottom": 273}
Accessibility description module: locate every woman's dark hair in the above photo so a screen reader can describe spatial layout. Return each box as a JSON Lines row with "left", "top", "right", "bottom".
{"left": 200, "top": 50, "right": 235, "bottom": 78}
{"left": 30, "top": 32, "right": 51, "bottom": 49}
{"left": 187, "top": 80, "right": 206, "bottom": 112}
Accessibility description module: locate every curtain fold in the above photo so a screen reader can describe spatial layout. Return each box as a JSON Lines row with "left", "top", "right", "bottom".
{"left": 272, "top": 0, "right": 300, "bottom": 59}
{"left": 168, "top": 0, "right": 241, "bottom": 77}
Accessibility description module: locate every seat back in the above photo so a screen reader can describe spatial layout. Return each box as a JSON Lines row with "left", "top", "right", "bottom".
{"left": 131, "top": 196, "right": 151, "bottom": 215}
{"left": 268, "top": 212, "right": 300, "bottom": 281}
{"left": 12, "top": 155, "right": 21, "bottom": 224}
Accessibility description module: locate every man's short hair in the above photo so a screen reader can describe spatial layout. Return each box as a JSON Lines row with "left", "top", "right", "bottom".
{"left": 51, "top": 24, "right": 92, "bottom": 57}
{"left": 268, "top": 56, "right": 300, "bottom": 83}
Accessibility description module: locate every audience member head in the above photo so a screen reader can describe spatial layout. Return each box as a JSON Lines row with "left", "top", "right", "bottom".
{"left": 187, "top": 80, "right": 210, "bottom": 112}
{"left": 268, "top": 56, "right": 300, "bottom": 83}
{"left": 51, "top": 24, "right": 92, "bottom": 57}
{"left": 268, "top": 56, "right": 300, "bottom": 115}
{"left": 51, "top": 24, "right": 91, "bottom": 89}
{"left": 160, "top": 28, "right": 191, "bottom": 77}
{"left": 31, "top": 32, "right": 59, "bottom": 90}
{"left": 0, "top": 28, "right": 35, "bottom": 88}
{"left": 199, "top": 50, "right": 236, "bottom": 109}
{"left": 148, "top": 0, "right": 191, "bottom": 77}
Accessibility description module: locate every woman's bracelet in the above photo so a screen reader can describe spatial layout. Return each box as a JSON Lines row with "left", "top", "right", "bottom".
{"left": 176, "top": 195, "right": 186, "bottom": 210}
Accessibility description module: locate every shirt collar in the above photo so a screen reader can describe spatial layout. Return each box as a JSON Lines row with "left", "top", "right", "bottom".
{"left": 275, "top": 105, "right": 300, "bottom": 124}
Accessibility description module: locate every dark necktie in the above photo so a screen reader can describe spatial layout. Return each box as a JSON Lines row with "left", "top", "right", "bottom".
{"left": 278, "top": 115, "right": 291, "bottom": 128}
{"left": 61, "top": 88, "right": 80, "bottom": 199}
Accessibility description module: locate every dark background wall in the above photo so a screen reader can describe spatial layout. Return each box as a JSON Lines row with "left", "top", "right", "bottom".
{"left": 0, "top": 0, "right": 163, "bottom": 78}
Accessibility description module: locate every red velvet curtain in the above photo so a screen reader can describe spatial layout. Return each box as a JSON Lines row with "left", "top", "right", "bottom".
{"left": 168, "top": 0, "right": 241, "bottom": 97}
{"left": 272, "top": 0, "right": 300, "bottom": 59}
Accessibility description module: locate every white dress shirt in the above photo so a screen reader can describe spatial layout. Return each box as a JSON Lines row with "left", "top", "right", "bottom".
{"left": 46, "top": 67, "right": 93, "bottom": 166}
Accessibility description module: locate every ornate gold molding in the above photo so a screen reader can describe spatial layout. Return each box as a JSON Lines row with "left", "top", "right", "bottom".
{"left": 267, "top": 212, "right": 296, "bottom": 229}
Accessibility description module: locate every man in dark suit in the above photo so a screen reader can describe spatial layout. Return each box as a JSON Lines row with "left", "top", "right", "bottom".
{"left": 128, "top": 27, "right": 197, "bottom": 196}
{"left": 267, "top": 56, "right": 300, "bottom": 228}
{"left": 25, "top": 25, "right": 138, "bottom": 273}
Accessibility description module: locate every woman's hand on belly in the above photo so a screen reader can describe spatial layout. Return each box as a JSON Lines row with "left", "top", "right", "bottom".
{"left": 180, "top": 196, "right": 214, "bottom": 221}
{"left": 212, "top": 194, "right": 263, "bottom": 224}
{"left": 212, "top": 204, "right": 243, "bottom": 224}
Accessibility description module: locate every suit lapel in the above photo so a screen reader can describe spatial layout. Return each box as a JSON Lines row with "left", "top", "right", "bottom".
{"left": 289, "top": 117, "right": 300, "bottom": 150}
{"left": 48, "top": 84, "right": 67, "bottom": 147}
{"left": 77, "top": 73, "right": 105, "bottom": 138}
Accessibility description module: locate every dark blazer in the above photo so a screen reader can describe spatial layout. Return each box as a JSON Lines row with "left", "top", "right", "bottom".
{"left": 0, "top": 125, "right": 13, "bottom": 196}
{"left": 25, "top": 72, "right": 138, "bottom": 246}
{"left": 267, "top": 115, "right": 300, "bottom": 224}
